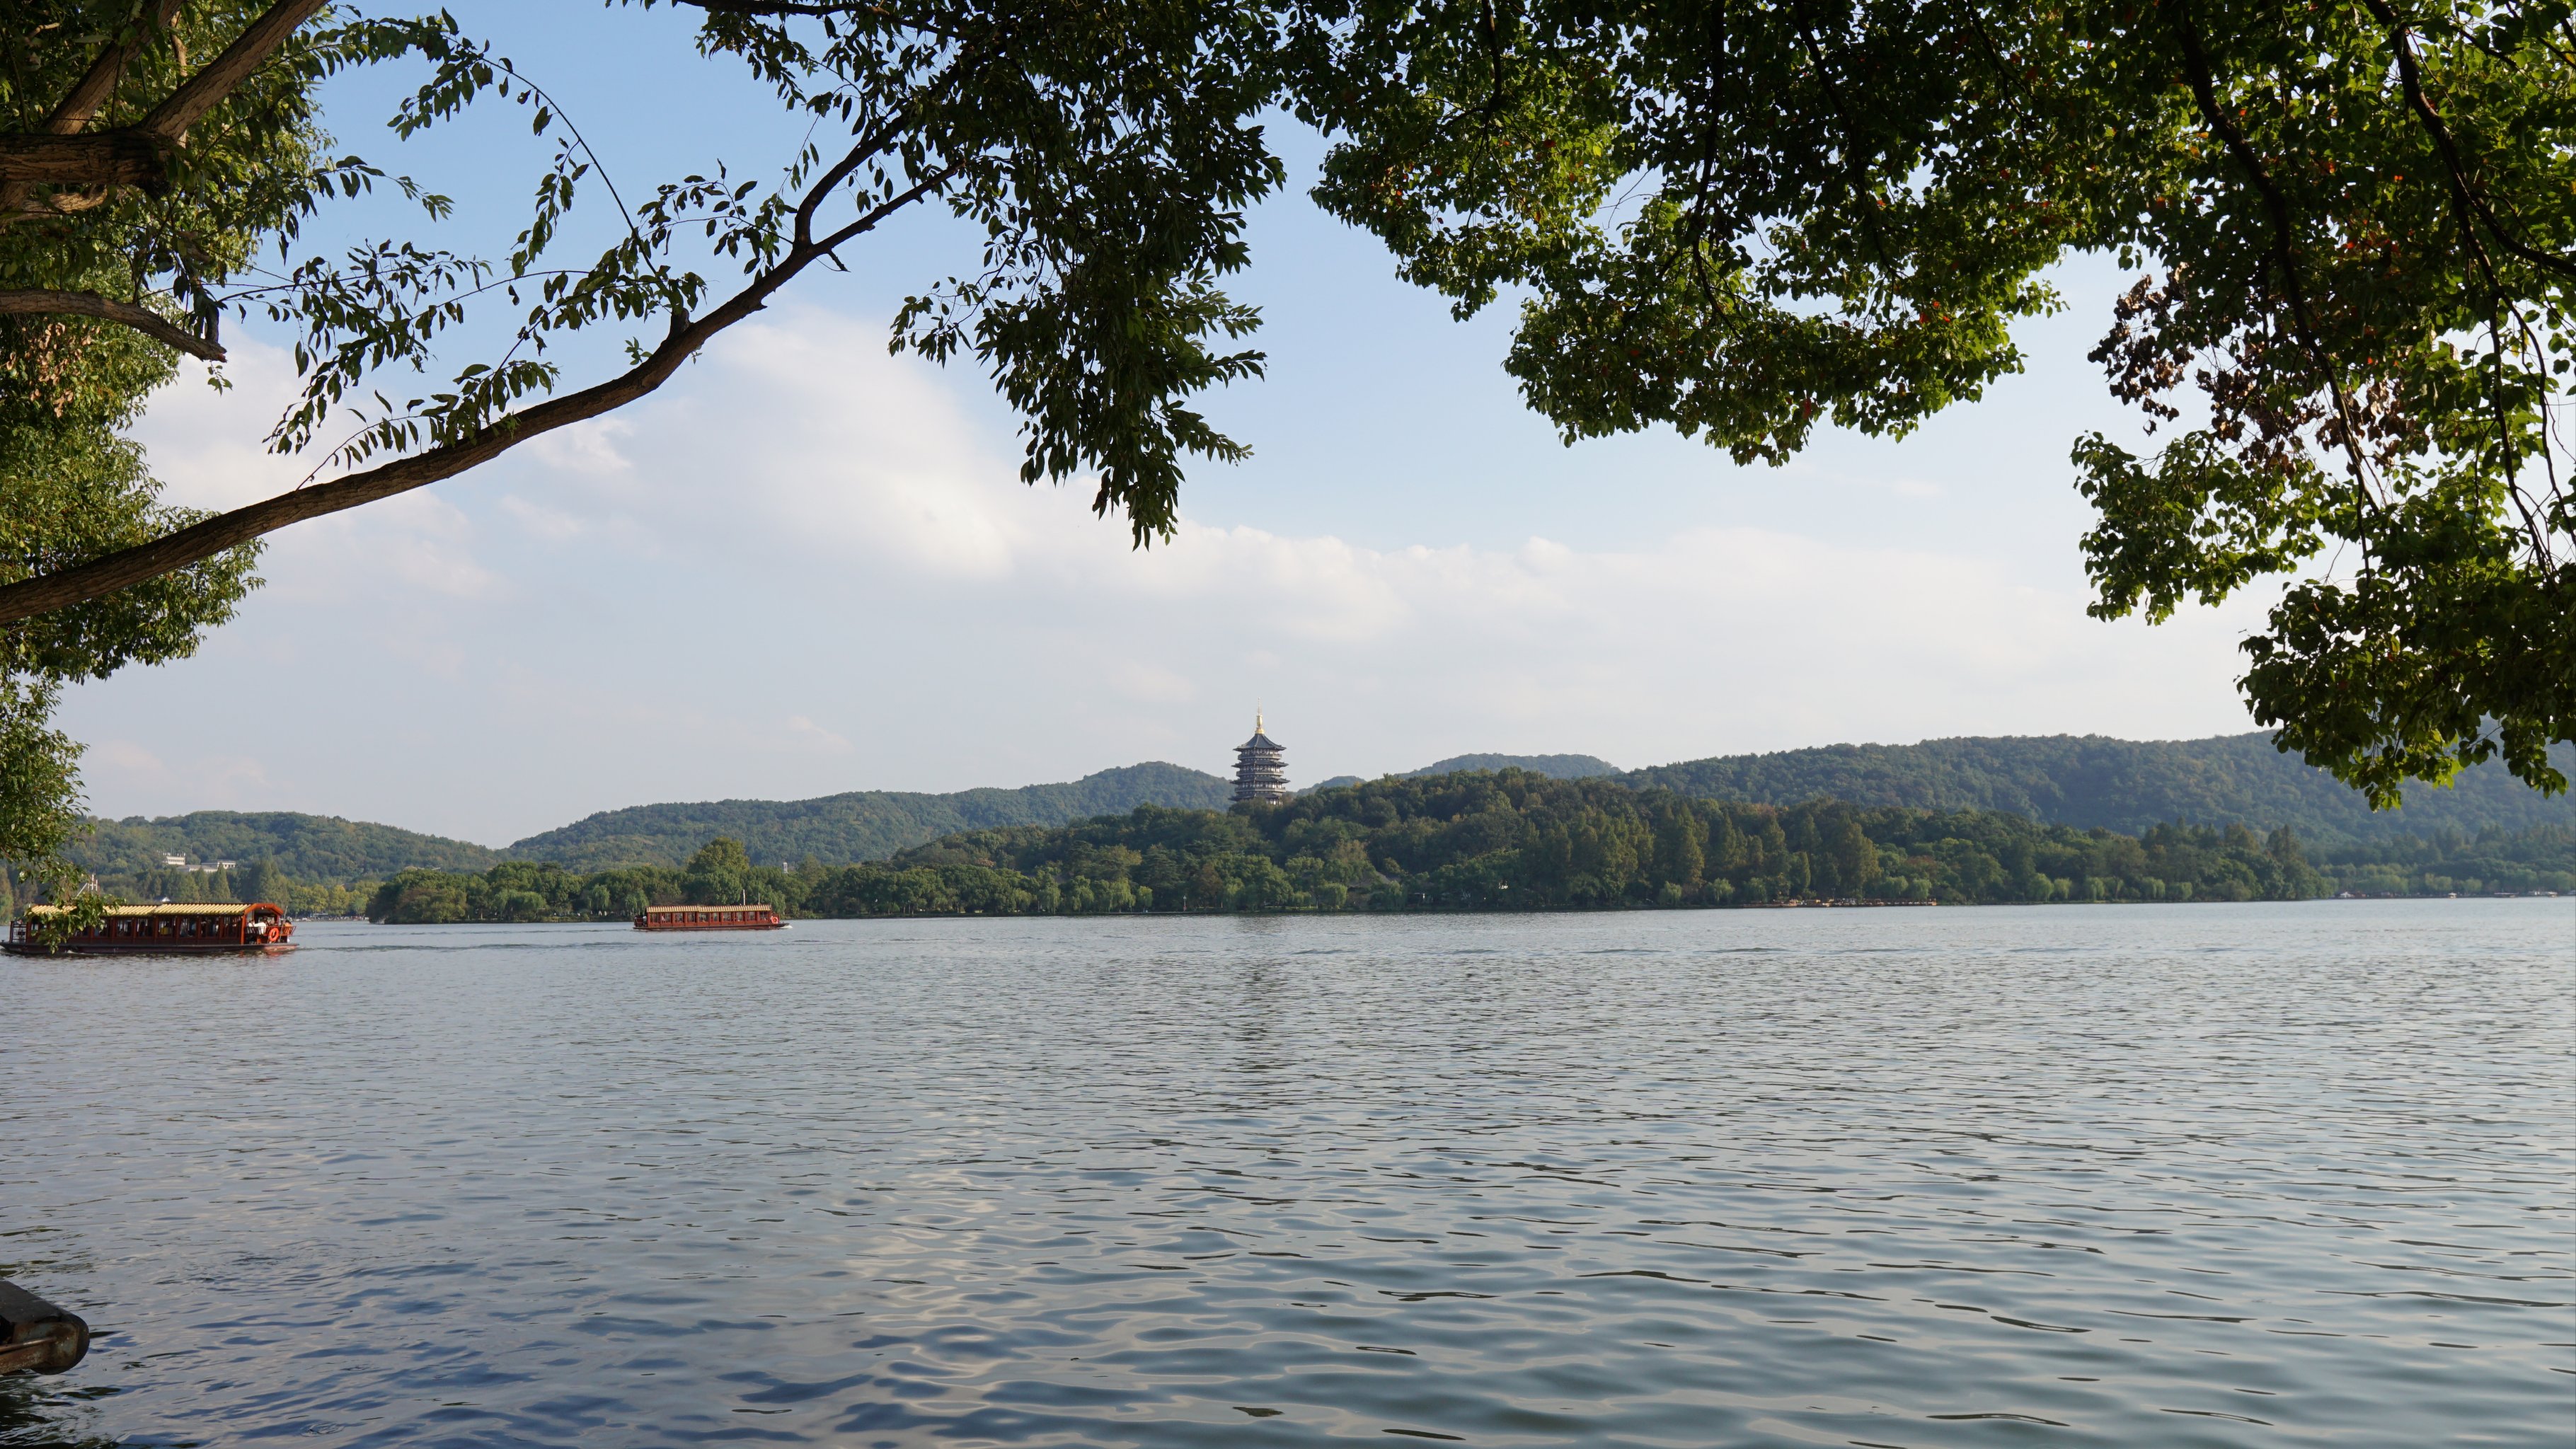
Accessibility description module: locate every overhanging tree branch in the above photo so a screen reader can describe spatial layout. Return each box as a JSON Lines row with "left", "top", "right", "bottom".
{"left": 0, "top": 0, "right": 328, "bottom": 197}
{"left": 0, "top": 133, "right": 171, "bottom": 190}
{"left": 0, "top": 170, "right": 947, "bottom": 628}
{"left": 0, "top": 304, "right": 759, "bottom": 628}
{"left": 2358, "top": 0, "right": 2576, "bottom": 283}
{"left": 0, "top": 0, "right": 185, "bottom": 218}
{"left": 139, "top": 0, "right": 333, "bottom": 140}
{"left": 2163, "top": 0, "right": 2377, "bottom": 493}
{"left": 42, "top": 0, "right": 188, "bottom": 134}
{"left": 0, "top": 288, "right": 224, "bottom": 359}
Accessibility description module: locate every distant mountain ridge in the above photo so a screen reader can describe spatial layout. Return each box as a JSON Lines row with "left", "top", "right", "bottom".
{"left": 69, "top": 812, "right": 502, "bottom": 882}
{"left": 1618, "top": 732, "right": 2572, "bottom": 845}
{"left": 504, "top": 761, "right": 1233, "bottom": 870}
{"left": 1311, "top": 753, "right": 1621, "bottom": 790}
{"left": 1411, "top": 752, "right": 1621, "bottom": 780}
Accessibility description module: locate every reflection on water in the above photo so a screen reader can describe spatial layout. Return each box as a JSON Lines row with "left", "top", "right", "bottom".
{"left": 4, "top": 901, "right": 2570, "bottom": 1447}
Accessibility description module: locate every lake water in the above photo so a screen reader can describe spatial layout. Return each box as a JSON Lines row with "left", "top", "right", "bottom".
{"left": 4, "top": 901, "right": 2570, "bottom": 1448}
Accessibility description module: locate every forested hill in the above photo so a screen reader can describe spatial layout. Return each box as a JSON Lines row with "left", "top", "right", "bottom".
{"left": 1311, "top": 754, "right": 1621, "bottom": 790}
{"left": 363, "top": 768, "right": 2573, "bottom": 924}
{"left": 1411, "top": 752, "right": 1620, "bottom": 779}
{"left": 503, "top": 762, "right": 1233, "bottom": 871}
{"left": 69, "top": 812, "right": 502, "bottom": 882}
{"left": 1620, "top": 733, "right": 2574, "bottom": 843}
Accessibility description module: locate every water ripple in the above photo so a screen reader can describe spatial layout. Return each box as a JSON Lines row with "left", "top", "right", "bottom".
{"left": 4, "top": 900, "right": 2570, "bottom": 1447}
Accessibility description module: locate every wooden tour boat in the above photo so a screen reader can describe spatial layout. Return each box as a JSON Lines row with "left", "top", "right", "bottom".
{"left": 634, "top": 904, "right": 788, "bottom": 932}
{"left": 6, "top": 902, "right": 296, "bottom": 956}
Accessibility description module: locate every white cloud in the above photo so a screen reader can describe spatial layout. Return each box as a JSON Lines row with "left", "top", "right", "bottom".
{"left": 79, "top": 739, "right": 275, "bottom": 818}
{"left": 1108, "top": 662, "right": 1200, "bottom": 705}
{"left": 526, "top": 417, "right": 637, "bottom": 479}
{"left": 498, "top": 495, "right": 590, "bottom": 541}
{"left": 127, "top": 347, "right": 311, "bottom": 512}
{"left": 785, "top": 714, "right": 853, "bottom": 754}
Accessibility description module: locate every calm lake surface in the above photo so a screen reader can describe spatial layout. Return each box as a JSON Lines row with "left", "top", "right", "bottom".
{"left": 4, "top": 901, "right": 2571, "bottom": 1448}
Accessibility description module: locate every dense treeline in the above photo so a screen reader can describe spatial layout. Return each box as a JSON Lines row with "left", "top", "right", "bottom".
{"left": 825, "top": 774, "right": 2335, "bottom": 913}
{"left": 351, "top": 772, "right": 2572, "bottom": 924}
{"left": 368, "top": 839, "right": 806, "bottom": 924}
{"left": 2312, "top": 825, "right": 2576, "bottom": 899}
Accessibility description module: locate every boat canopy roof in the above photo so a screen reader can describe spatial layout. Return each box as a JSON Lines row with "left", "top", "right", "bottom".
{"left": 643, "top": 904, "right": 772, "bottom": 913}
{"left": 24, "top": 902, "right": 284, "bottom": 918}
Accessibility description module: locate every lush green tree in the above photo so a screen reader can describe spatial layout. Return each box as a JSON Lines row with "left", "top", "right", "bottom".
{"left": 1826, "top": 818, "right": 1880, "bottom": 898}
{"left": 682, "top": 835, "right": 752, "bottom": 904}
{"left": 1, "top": 1, "right": 359, "bottom": 908}
{"left": 1293, "top": 0, "right": 2572, "bottom": 802}
{"left": 369, "top": 867, "right": 468, "bottom": 923}
{"left": 492, "top": 888, "right": 545, "bottom": 921}
{"left": 1650, "top": 803, "right": 1704, "bottom": 890}
{"left": 236, "top": 855, "right": 284, "bottom": 903}
{"left": 284, "top": 876, "right": 371, "bottom": 916}
{"left": 1226, "top": 854, "right": 1299, "bottom": 910}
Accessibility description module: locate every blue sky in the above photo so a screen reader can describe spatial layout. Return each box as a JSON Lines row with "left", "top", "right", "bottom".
{"left": 58, "top": 4, "right": 2272, "bottom": 846}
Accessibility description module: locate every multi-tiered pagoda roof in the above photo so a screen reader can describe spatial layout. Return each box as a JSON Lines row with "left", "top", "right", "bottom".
{"left": 1232, "top": 714, "right": 1289, "bottom": 803}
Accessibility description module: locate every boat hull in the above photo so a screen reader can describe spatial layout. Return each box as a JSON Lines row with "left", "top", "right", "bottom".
{"left": 3, "top": 941, "right": 297, "bottom": 957}
{"left": 9, "top": 902, "right": 297, "bottom": 957}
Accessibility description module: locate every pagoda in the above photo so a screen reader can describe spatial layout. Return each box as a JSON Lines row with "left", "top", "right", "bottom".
{"left": 1231, "top": 712, "right": 1289, "bottom": 803}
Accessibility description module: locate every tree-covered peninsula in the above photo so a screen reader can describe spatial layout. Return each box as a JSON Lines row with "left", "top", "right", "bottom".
{"left": 360, "top": 771, "right": 2574, "bottom": 924}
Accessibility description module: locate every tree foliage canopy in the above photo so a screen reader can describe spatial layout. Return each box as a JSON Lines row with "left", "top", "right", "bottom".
{"left": 0, "top": 0, "right": 335, "bottom": 901}
{"left": 1292, "top": 0, "right": 2572, "bottom": 800}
